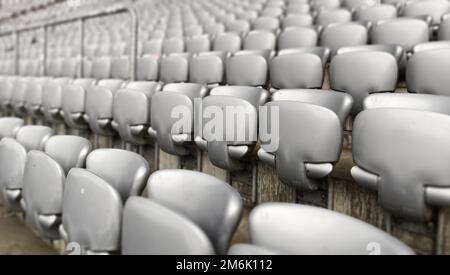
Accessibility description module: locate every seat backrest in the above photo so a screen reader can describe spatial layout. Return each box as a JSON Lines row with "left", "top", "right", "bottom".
{"left": 22, "top": 136, "right": 91, "bottom": 239}
{"left": 42, "top": 78, "right": 72, "bottom": 123}
{"left": 0, "top": 117, "right": 24, "bottom": 139}
{"left": 85, "top": 79, "right": 124, "bottom": 136}
{"left": 320, "top": 22, "right": 368, "bottom": 57}
{"left": 259, "top": 101, "right": 343, "bottom": 190}
{"left": 439, "top": 14, "right": 450, "bottom": 40}
{"left": 142, "top": 39, "right": 163, "bottom": 56}
{"left": 111, "top": 56, "right": 130, "bottom": 80}
{"left": 147, "top": 170, "right": 243, "bottom": 255}
{"left": 15, "top": 126, "right": 54, "bottom": 152}
{"left": 272, "top": 89, "right": 353, "bottom": 125}
{"left": 412, "top": 41, "right": 450, "bottom": 54}
{"left": 226, "top": 20, "right": 251, "bottom": 33}
{"left": 62, "top": 78, "right": 95, "bottom": 130}
{"left": 371, "top": 18, "right": 430, "bottom": 52}
{"left": 253, "top": 17, "right": 280, "bottom": 32}
{"left": 282, "top": 14, "right": 314, "bottom": 28}
{"left": 330, "top": 51, "right": 398, "bottom": 114}
{"left": 403, "top": 0, "right": 449, "bottom": 25}
{"left": 86, "top": 149, "right": 150, "bottom": 201}
{"left": 244, "top": 203, "right": 414, "bottom": 255}
{"left": 407, "top": 48, "right": 450, "bottom": 96}
{"left": 278, "top": 27, "right": 318, "bottom": 50}
{"left": 113, "top": 82, "right": 159, "bottom": 145}
{"left": 316, "top": 9, "right": 352, "bottom": 27}
{"left": 160, "top": 54, "right": 189, "bottom": 84}
{"left": 186, "top": 35, "right": 211, "bottom": 54}
{"left": 91, "top": 57, "right": 112, "bottom": 80}
{"left": 226, "top": 53, "right": 268, "bottom": 87}
{"left": 189, "top": 54, "right": 224, "bottom": 85}
{"left": 364, "top": 93, "right": 450, "bottom": 115}
{"left": 278, "top": 46, "right": 331, "bottom": 65}
{"left": 270, "top": 53, "right": 324, "bottom": 90}
{"left": 0, "top": 138, "right": 27, "bottom": 207}
{"left": 243, "top": 30, "right": 277, "bottom": 51}
{"left": 150, "top": 83, "right": 208, "bottom": 156}
{"left": 122, "top": 197, "right": 215, "bottom": 255}
{"left": 137, "top": 55, "right": 159, "bottom": 82}
{"left": 354, "top": 4, "right": 398, "bottom": 23}
{"left": 336, "top": 44, "right": 404, "bottom": 62}
{"left": 162, "top": 37, "right": 185, "bottom": 55}
{"left": 352, "top": 108, "right": 450, "bottom": 221}
{"left": 62, "top": 168, "right": 123, "bottom": 254}
{"left": 213, "top": 32, "right": 242, "bottom": 53}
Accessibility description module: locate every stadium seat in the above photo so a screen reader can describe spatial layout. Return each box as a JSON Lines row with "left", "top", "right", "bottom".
{"left": 21, "top": 136, "right": 91, "bottom": 240}
{"left": 146, "top": 170, "right": 243, "bottom": 254}
{"left": 229, "top": 203, "right": 415, "bottom": 255}
{"left": 352, "top": 108, "right": 450, "bottom": 221}
{"left": 0, "top": 125, "right": 53, "bottom": 211}
{"left": 122, "top": 197, "right": 215, "bottom": 255}
{"left": 407, "top": 48, "right": 450, "bottom": 96}
{"left": 330, "top": 51, "right": 398, "bottom": 115}
{"left": 320, "top": 22, "right": 368, "bottom": 59}
{"left": 258, "top": 91, "right": 352, "bottom": 190}
{"left": 278, "top": 27, "right": 318, "bottom": 50}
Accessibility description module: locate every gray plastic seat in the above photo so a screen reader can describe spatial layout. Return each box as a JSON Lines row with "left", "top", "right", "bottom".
{"left": 243, "top": 30, "right": 277, "bottom": 51}
{"left": 363, "top": 93, "right": 450, "bottom": 115}
{"left": 412, "top": 41, "right": 450, "bottom": 54}
{"left": 271, "top": 89, "right": 354, "bottom": 125}
{"left": 316, "top": 9, "right": 352, "bottom": 27}
{"left": 159, "top": 54, "right": 190, "bottom": 84}
{"left": 226, "top": 20, "right": 251, "bottom": 33}
{"left": 403, "top": 0, "right": 449, "bottom": 25}
{"left": 336, "top": 44, "right": 404, "bottom": 62}
{"left": 253, "top": 17, "right": 280, "bottom": 32}
{"left": 162, "top": 38, "right": 185, "bottom": 55}
{"left": 270, "top": 53, "right": 324, "bottom": 89}
{"left": 11, "top": 78, "right": 30, "bottom": 117}
{"left": 230, "top": 203, "right": 414, "bottom": 255}
{"left": 85, "top": 79, "right": 125, "bottom": 137}
{"left": 371, "top": 18, "right": 430, "bottom": 54}
{"left": 0, "top": 138, "right": 27, "bottom": 210}
{"left": 62, "top": 168, "right": 124, "bottom": 255}
{"left": 0, "top": 77, "right": 14, "bottom": 112}
{"left": 112, "top": 82, "right": 159, "bottom": 145}
{"left": 196, "top": 86, "right": 269, "bottom": 171}
{"left": 330, "top": 51, "right": 398, "bottom": 115}
{"left": 21, "top": 136, "right": 91, "bottom": 240}
{"left": 258, "top": 99, "right": 346, "bottom": 191}
{"left": 85, "top": 149, "right": 150, "bottom": 201}
{"left": 354, "top": 4, "right": 398, "bottom": 24}
{"left": 278, "top": 27, "right": 318, "bottom": 50}
{"left": 320, "top": 22, "right": 369, "bottom": 58}
{"left": 352, "top": 108, "right": 450, "bottom": 221}
{"left": 62, "top": 78, "right": 95, "bottom": 130}
{"left": 146, "top": 170, "right": 243, "bottom": 255}
{"left": 122, "top": 197, "right": 215, "bottom": 255}
{"left": 407, "top": 48, "right": 450, "bottom": 96}
{"left": 282, "top": 14, "right": 314, "bottom": 28}
{"left": 189, "top": 54, "right": 225, "bottom": 85}
{"left": 137, "top": 55, "right": 159, "bottom": 82}
{"left": 25, "top": 78, "right": 50, "bottom": 120}
{"left": 226, "top": 53, "right": 268, "bottom": 87}
{"left": 213, "top": 32, "right": 242, "bottom": 54}
{"left": 278, "top": 46, "right": 331, "bottom": 66}
{"left": 0, "top": 117, "right": 24, "bottom": 139}
{"left": 142, "top": 39, "right": 163, "bottom": 56}
{"left": 438, "top": 14, "right": 450, "bottom": 40}
{"left": 0, "top": 125, "right": 53, "bottom": 211}
{"left": 312, "top": 0, "right": 342, "bottom": 10}
{"left": 186, "top": 35, "right": 211, "bottom": 54}
{"left": 42, "top": 78, "right": 72, "bottom": 124}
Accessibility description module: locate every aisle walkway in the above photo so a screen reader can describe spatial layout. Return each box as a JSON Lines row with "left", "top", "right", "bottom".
{"left": 0, "top": 207, "right": 57, "bottom": 255}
